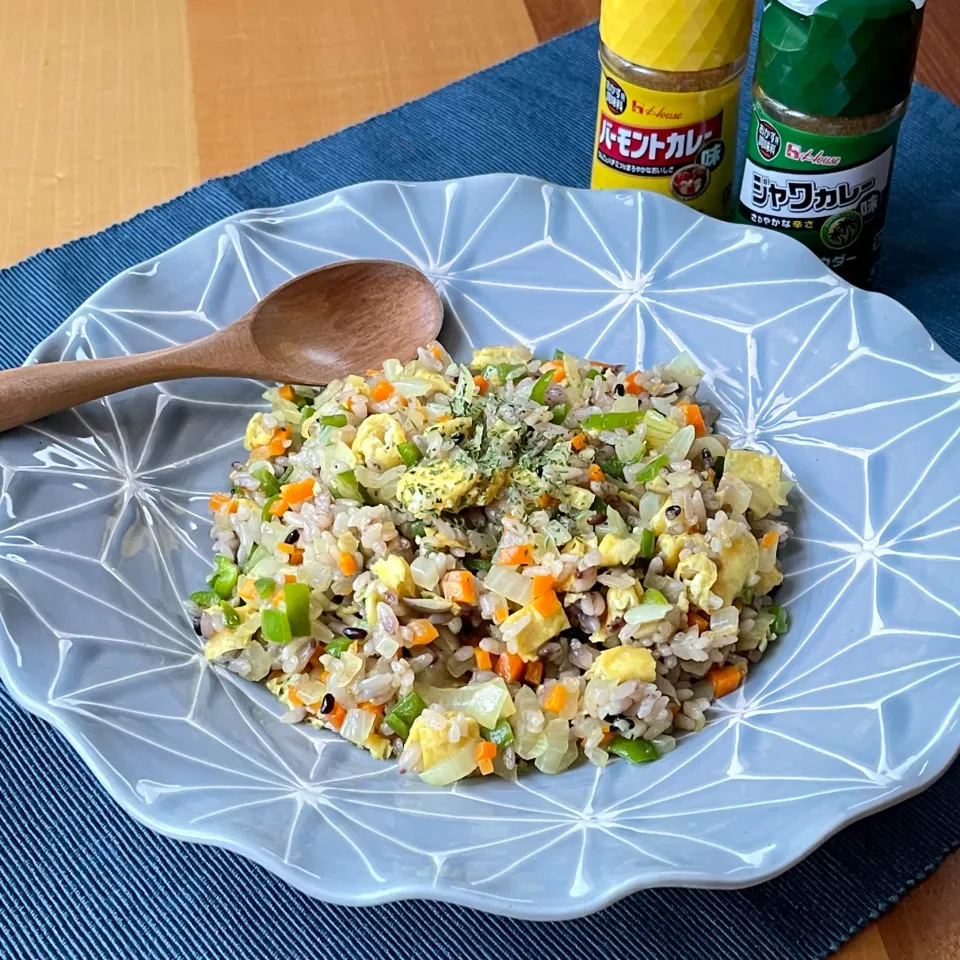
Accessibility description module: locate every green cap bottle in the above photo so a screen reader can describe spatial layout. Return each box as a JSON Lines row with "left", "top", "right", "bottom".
{"left": 755, "top": 0, "right": 925, "bottom": 118}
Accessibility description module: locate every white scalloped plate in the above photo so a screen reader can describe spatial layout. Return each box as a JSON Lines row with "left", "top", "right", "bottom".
{"left": 1, "top": 175, "right": 959, "bottom": 919}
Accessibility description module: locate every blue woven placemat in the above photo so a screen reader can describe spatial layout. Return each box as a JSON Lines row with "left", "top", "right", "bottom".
{"left": 2, "top": 23, "right": 959, "bottom": 960}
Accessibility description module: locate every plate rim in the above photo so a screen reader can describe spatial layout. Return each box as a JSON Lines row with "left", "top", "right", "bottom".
{"left": 2, "top": 172, "right": 959, "bottom": 919}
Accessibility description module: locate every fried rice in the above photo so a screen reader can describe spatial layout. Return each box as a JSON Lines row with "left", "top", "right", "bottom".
{"left": 190, "top": 342, "right": 792, "bottom": 784}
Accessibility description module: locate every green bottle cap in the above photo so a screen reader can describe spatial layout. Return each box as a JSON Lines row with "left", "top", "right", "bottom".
{"left": 755, "top": 0, "right": 925, "bottom": 118}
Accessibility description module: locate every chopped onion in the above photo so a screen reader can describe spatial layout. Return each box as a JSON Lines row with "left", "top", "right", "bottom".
{"left": 710, "top": 606, "right": 740, "bottom": 633}
{"left": 341, "top": 708, "right": 375, "bottom": 746}
{"left": 415, "top": 678, "right": 515, "bottom": 729}
{"left": 484, "top": 564, "right": 534, "bottom": 606}
{"left": 612, "top": 395, "right": 640, "bottom": 413}
{"left": 419, "top": 740, "right": 480, "bottom": 785}
{"left": 389, "top": 377, "right": 435, "bottom": 398}
{"left": 662, "top": 424, "right": 696, "bottom": 462}
{"left": 410, "top": 556, "right": 442, "bottom": 590}
{"left": 605, "top": 504, "right": 629, "bottom": 537}
{"left": 664, "top": 351, "right": 704, "bottom": 388}
{"left": 651, "top": 734, "right": 676, "bottom": 755}
{"left": 615, "top": 430, "right": 647, "bottom": 465}
{"left": 534, "top": 718, "right": 572, "bottom": 774}
{"left": 624, "top": 602, "right": 672, "bottom": 625}
{"left": 237, "top": 640, "right": 272, "bottom": 681}
{"left": 638, "top": 492, "right": 664, "bottom": 526}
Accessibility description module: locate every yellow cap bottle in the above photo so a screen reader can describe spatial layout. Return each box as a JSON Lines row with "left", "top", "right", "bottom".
{"left": 591, "top": 0, "right": 754, "bottom": 218}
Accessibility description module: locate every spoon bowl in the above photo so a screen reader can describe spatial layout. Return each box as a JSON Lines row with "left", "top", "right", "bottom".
{"left": 0, "top": 259, "right": 444, "bottom": 432}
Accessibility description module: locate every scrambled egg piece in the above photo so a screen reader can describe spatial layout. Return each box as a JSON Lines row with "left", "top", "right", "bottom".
{"left": 410, "top": 371, "right": 454, "bottom": 395}
{"left": 559, "top": 484, "right": 595, "bottom": 510}
{"left": 755, "top": 566, "right": 784, "bottom": 596}
{"left": 345, "top": 374, "right": 370, "bottom": 397}
{"left": 676, "top": 553, "right": 718, "bottom": 610}
{"left": 601, "top": 585, "right": 644, "bottom": 638}
{"left": 597, "top": 534, "right": 642, "bottom": 567}
{"left": 586, "top": 645, "right": 657, "bottom": 684}
{"left": 351, "top": 414, "right": 407, "bottom": 469}
{"left": 371, "top": 555, "right": 417, "bottom": 598}
{"left": 657, "top": 533, "right": 709, "bottom": 571}
{"left": 203, "top": 606, "right": 260, "bottom": 660}
{"left": 714, "top": 533, "right": 760, "bottom": 605}
{"left": 364, "top": 733, "right": 392, "bottom": 760}
{"left": 724, "top": 449, "right": 789, "bottom": 518}
{"left": 396, "top": 457, "right": 480, "bottom": 517}
{"left": 408, "top": 711, "right": 481, "bottom": 769}
{"left": 426, "top": 415, "right": 473, "bottom": 438}
{"left": 244, "top": 413, "right": 273, "bottom": 451}
{"left": 501, "top": 594, "right": 570, "bottom": 661}
{"left": 469, "top": 345, "right": 532, "bottom": 371}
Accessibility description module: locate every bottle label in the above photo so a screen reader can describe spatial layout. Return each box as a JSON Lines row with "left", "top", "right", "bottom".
{"left": 737, "top": 102, "right": 901, "bottom": 285}
{"left": 591, "top": 69, "right": 743, "bottom": 218}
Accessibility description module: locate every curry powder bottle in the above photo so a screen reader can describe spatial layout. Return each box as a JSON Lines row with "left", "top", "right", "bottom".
{"left": 590, "top": 0, "right": 754, "bottom": 218}
{"left": 737, "top": 0, "right": 926, "bottom": 287}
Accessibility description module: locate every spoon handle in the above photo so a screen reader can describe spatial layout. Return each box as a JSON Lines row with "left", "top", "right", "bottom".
{"left": 0, "top": 344, "right": 219, "bottom": 433}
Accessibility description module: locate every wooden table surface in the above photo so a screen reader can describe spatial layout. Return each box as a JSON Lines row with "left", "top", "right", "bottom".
{"left": 2, "top": 2, "right": 958, "bottom": 957}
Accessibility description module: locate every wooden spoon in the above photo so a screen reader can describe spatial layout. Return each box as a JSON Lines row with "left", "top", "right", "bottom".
{"left": 0, "top": 259, "right": 444, "bottom": 433}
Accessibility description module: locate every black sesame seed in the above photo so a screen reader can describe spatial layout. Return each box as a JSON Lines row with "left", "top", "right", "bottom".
{"left": 701, "top": 449, "right": 714, "bottom": 469}
{"left": 319, "top": 693, "right": 335, "bottom": 715}
{"left": 614, "top": 384, "right": 625, "bottom": 396}
{"left": 342, "top": 626, "right": 367, "bottom": 640}
{"left": 666, "top": 505, "right": 682, "bottom": 520}
{"left": 284, "top": 529, "right": 300, "bottom": 545}
{"left": 192, "top": 616, "right": 203, "bottom": 636}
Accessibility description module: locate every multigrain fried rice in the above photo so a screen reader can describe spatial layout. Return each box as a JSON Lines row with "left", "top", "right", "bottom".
{"left": 190, "top": 343, "right": 793, "bottom": 785}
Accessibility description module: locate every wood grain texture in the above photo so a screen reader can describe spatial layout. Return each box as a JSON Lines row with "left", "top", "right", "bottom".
{"left": 0, "top": 2, "right": 958, "bottom": 955}
{"left": 0, "top": 0, "right": 198, "bottom": 266}
{"left": 185, "top": 0, "right": 538, "bottom": 179}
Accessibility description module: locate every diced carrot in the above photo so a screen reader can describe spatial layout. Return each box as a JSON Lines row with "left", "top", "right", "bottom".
{"left": 359, "top": 702, "right": 384, "bottom": 725}
{"left": 430, "top": 344, "right": 443, "bottom": 360}
{"left": 708, "top": 664, "right": 743, "bottom": 699}
{"left": 537, "top": 493, "right": 553, "bottom": 509}
{"left": 436, "top": 413, "right": 452, "bottom": 423}
{"left": 496, "top": 543, "right": 534, "bottom": 566}
{"left": 281, "top": 477, "right": 315, "bottom": 504}
{"left": 687, "top": 611, "right": 710, "bottom": 632}
{"left": 308, "top": 645, "right": 326, "bottom": 669}
{"left": 543, "top": 683, "right": 567, "bottom": 714}
{"left": 625, "top": 371, "right": 645, "bottom": 395}
{"left": 570, "top": 433, "right": 587, "bottom": 452}
{"left": 327, "top": 701, "right": 347, "bottom": 729}
{"left": 475, "top": 648, "right": 493, "bottom": 671}
{"left": 278, "top": 385, "right": 295, "bottom": 402}
{"left": 266, "top": 427, "right": 291, "bottom": 458}
{"left": 338, "top": 552, "right": 359, "bottom": 576}
{"left": 524, "top": 659, "right": 543, "bottom": 686}
{"left": 288, "top": 688, "right": 304, "bottom": 707}
{"left": 761, "top": 530, "right": 779, "bottom": 549}
{"left": 278, "top": 543, "right": 303, "bottom": 565}
{"left": 408, "top": 619, "right": 440, "bottom": 646}
{"left": 681, "top": 402, "right": 707, "bottom": 437}
{"left": 599, "top": 730, "right": 615, "bottom": 746}
{"left": 268, "top": 498, "right": 288, "bottom": 517}
{"left": 531, "top": 575, "right": 555, "bottom": 599}
{"left": 370, "top": 380, "right": 395, "bottom": 402}
{"left": 473, "top": 375, "right": 489, "bottom": 395}
{"left": 400, "top": 396, "right": 409, "bottom": 407}
{"left": 496, "top": 652, "right": 525, "bottom": 683}
{"left": 588, "top": 463, "right": 605, "bottom": 483}
{"left": 475, "top": 741, "right": 497, "bottom": 767}
{"left": 441, "top": 570, "right": 476, "bottom": 604}
{"left": 539, "top": 359, "right": 566, "bottom": 382}
{"left": 238, "top": 578, "right": 258, "bottom": 602}
{"left": 493, "top": 608, "right": 508, "bottom": 625}
{"left": 208, "top": 492, "right": 236, "bottom": 512}
{"left": 284, "top": 574, "right": 297, "bottom": 584}
{"left": 531, "top": 590, "right": 562, "bottom": 617}
{"left": 478, "top": 757, "right": 494, "bottom": 776}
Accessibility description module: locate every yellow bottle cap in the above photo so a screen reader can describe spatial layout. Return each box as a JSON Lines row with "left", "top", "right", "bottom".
{"left": 600, "top": 0, "right": 754, "bottom": 73}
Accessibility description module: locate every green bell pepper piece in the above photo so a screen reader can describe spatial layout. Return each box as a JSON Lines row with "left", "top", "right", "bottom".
{"left": 384, "top": 691, "right": 427, "bottom": 739}
{"left": 397, "top": 441, "right": 423, "bottom": 466}
{"left": 261, "top": 608, "right": 292, "bottom": 645}
{"left": 582, "top": 411, "right": 644, "bottom": 431}
{"left": 608, "top": 736, "right": 659, "bottom": 763}
{"left": 633, "top": 455, "right": 669, "bottom": 485}
{"left": 250, "top": 462, "right": 280, "bottom": 497}
{"left": 530, "top": 371, "right": 554, "bottom": 405}
{"left": 284, "top": 582, "right": 311, "bottom": 637}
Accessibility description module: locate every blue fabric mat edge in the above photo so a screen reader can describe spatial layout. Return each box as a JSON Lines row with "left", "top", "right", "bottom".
{"left": 2, "top": 23, "right": 960, "bottom": 960}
